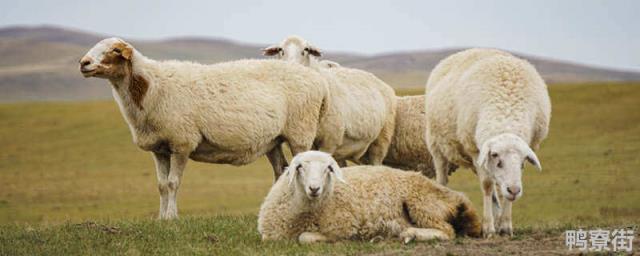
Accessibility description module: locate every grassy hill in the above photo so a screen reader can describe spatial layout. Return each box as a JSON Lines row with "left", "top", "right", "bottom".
{"left": 1, "top": 25, "right": 640, "bottom": 101}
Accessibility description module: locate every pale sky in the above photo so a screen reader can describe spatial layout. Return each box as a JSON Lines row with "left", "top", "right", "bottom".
{"left": 1, "top": 0, "right": 638, "bottom": 71}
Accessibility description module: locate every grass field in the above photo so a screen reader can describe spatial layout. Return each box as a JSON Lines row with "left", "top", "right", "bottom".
{"left": 0, "top": 83, "right": 639, "bottom": 254}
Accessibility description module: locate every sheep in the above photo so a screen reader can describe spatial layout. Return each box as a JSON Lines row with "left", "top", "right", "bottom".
{"left": 424, "top": 48, "right": 551, "bottom": 237}
{"left": 264, "top": 36, "right": 444, "bottom": 177}
{"left": 258, "top": 151, "right": 482, "bottom": 243}
{"left": 263, "top": 36, "right": 397, "bottom": 166}
{"left": 262, "top": 35, "right": 340, "bottom": 69}
{"left": 383, "top": 95, "right": 458, "bottom": 177}
{"left": 79, "top": 37, "right": 344, "bottom": 219}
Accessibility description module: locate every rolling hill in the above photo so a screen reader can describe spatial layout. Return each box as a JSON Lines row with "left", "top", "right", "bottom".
{"left": 1, "top": 25, "right": 639, "bottom": 101}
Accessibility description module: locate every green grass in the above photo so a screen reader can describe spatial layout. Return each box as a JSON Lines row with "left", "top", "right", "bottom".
{"left": 0, "top": 83, "right": 639, "bottom": 254}
{"left": 0, "top": 216, "right": 408, "bottom": 255}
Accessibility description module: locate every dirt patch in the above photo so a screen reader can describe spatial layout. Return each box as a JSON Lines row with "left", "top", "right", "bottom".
{"left": 368, "top": 229, "right": 639, "bottom": 255}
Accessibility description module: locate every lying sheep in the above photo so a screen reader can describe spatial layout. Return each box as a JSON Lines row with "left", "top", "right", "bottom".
{"left": 263, "top": 36, "right": 396, "bottom": 166}
{"left": 424, "top": 48, "right": 551, "bottom": 237}
{"left": 265, "top": 36, "right": 440, "bottom": 176}
{"left": 258, "top": 151, "right": 482, "bottom": 243}
{"left": 79, "top": 38, "right": 342, "bottom": 219}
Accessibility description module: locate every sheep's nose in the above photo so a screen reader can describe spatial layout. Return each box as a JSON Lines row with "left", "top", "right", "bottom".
{"left": 79, "top": 57, "right": 92, "bottom": 70}
{"left": 506, "top": 186, "right": 521, "bottom": 196}
{"left": 309, "top": 186, "right": 320, "bottom": 194}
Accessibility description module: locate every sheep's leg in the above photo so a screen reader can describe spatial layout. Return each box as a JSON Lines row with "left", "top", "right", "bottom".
{"left": 492, "top": 184, "right": 502, "bottom": 223}
{"left": 266, "top": 145, "right": 288, "bottom": 182}
{"left": 165, "top": 153, "right": 188, "bottom": 219}
{"left": 479, "top": 173, "right": 496, "bottom": 238}
{"left": 497, "top": 199, "right": 513, "bottom": 236}
{"left": 402, "top": 198, "right": 456, "bottom": 238}
{"left": 152, "top": 152, "right": 171, "bottom": 219}
{"left": 400, "top": 227, "right": 451, "bottom": 244}
{"left": 298, "top": 232, "right": 328, "bottom": 244}
{"left": 363, "top": 117, "right": 394, "bottom": 165}
{"left": 432, "top": 152, "right": 449, "bottom": 185}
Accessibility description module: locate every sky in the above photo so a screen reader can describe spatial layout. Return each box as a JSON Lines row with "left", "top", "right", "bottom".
{"left": 0, "top": 0, "right": 638, "bottom": 71}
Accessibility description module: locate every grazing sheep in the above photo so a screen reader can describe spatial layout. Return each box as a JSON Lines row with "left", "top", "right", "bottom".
{"left": 258, "top": 151, "right": 482, "bottom": 243}
{"left": 424, "top": 48, "right": 551, "bottom": 237}
{"left": 264, "top": 36, "right": 397, "bottom": 166}
{"left": 79, "top": 37, "right": 341, "bottom": 219}
{"left": 264, "top": 36, "right": 442, "bottom": 176}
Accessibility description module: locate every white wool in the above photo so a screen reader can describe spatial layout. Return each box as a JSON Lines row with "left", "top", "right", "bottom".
{"left": 424, "top": 48, "right": 551, "bottom": 237}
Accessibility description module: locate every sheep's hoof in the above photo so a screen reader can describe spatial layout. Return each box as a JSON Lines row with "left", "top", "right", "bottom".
{"left": 369, "top": 236, "right": 384, "bottom": 243}
{"left": 498, "top": 227, "right": 513, "bottom": 237}
{"left": 399, "top": 230, "right": 416, "bottom": 244}
{"left": 157, "top": 212, "right": 178, "bottom": 220}
{"left": 496, "top": 219, "right": 513, "bottom": 236}
{"left": 298, "top": 232, "right": 327, "bottom": 244}
{"left": 403, "top": 236, "right": 415, "bottom": 245}
{"left": 482, "top": 227, "right": 496, "bottom": 238}
{"left": 401, "top": 228, "right": 450, "bottom": 242}
{"left": 482, "top": 221, "right": 496, "bottom": 239}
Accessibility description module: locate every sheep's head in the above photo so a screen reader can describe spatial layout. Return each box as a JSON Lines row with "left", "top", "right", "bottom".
{"left": 262, "top": 35, "right": 322, "bottom": 66}
{"left": 79, "top": 37, "right": 134, "bottom": 79}
{"left": 477, "top": 133, "right": 541, "bottom": 202}
{"left": 287, "top": 151, "right": 345, "bottom": 201}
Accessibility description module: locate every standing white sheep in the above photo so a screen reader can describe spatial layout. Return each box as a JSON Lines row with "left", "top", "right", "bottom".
{"left": 424, "top": 48, "right": 551, "bottom": 237}
{"left": 263, "top": 36, "right": 397, "bottom": 166}
{"left": 79, "top": 38, "right": 342, "bottom": 219}
{"left": 258, "top": 151, "right": 482, "bottom": 243}
{"left": 265, "top": 36, "right": 439, "bottom": 176}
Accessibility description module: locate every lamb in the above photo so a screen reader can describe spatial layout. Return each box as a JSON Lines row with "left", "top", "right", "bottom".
{"left": 79, "top": 37, "right": 342, "bottom": 219}
{"left": 264, "top": 36, "right": 439, "bottom": 176}
{"left": 263, "top": 36, "right": 397, "bottom": 166}
{"left": 258, "top": 151, "right": 482, "bottom": 243}
{"left": 424, "top": 48, "right": 551, "bottom": 237}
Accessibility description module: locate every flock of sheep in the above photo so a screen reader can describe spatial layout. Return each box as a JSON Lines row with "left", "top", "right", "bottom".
{"left": 78, "top": 35, "right": 551, "bottom": 243}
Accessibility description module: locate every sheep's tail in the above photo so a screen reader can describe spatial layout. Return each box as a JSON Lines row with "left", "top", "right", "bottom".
{"left": 450, "top": 199, "right": 482, "bottom": 238}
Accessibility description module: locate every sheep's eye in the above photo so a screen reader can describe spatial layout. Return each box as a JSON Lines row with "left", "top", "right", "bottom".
{"left": 328, "top": 165, "right": 334, "bottom": 173}
{"left": 112, "top": 48, "right": 122, "bottom": 54}
{"left": 497, "top": 161, "right": 503, "bottom": 168}
{"left": 491, "top": 152, "right": 499, "bottom": 158}
{"left": 296, "top": 164, "right": 303, "bottom": 172}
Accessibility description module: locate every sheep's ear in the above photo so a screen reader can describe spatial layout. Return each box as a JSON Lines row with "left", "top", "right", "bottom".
{"left": 287, "top": 165, "right": 298, "bottom": 186}
{"left": 525, "top": 148, "right": 542, "bottom": 172}
{"left": 329, "top": 161, "right": 346, "bottom": 184}
{"left": 262, "top": 45, "right": 282, "bottom": 56}
{"left": 476, "top": 141, "right": 492, "bottom": 170}
{"left": 304, "top": 46, "right": 322, "bottom": 57}
{"left": 113, "top": 42, "right": 133, "bottom": 60}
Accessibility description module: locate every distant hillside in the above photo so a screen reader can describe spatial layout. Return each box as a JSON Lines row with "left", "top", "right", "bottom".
{"left": 1, "top": 25, "right": 639, "bottom": 101}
